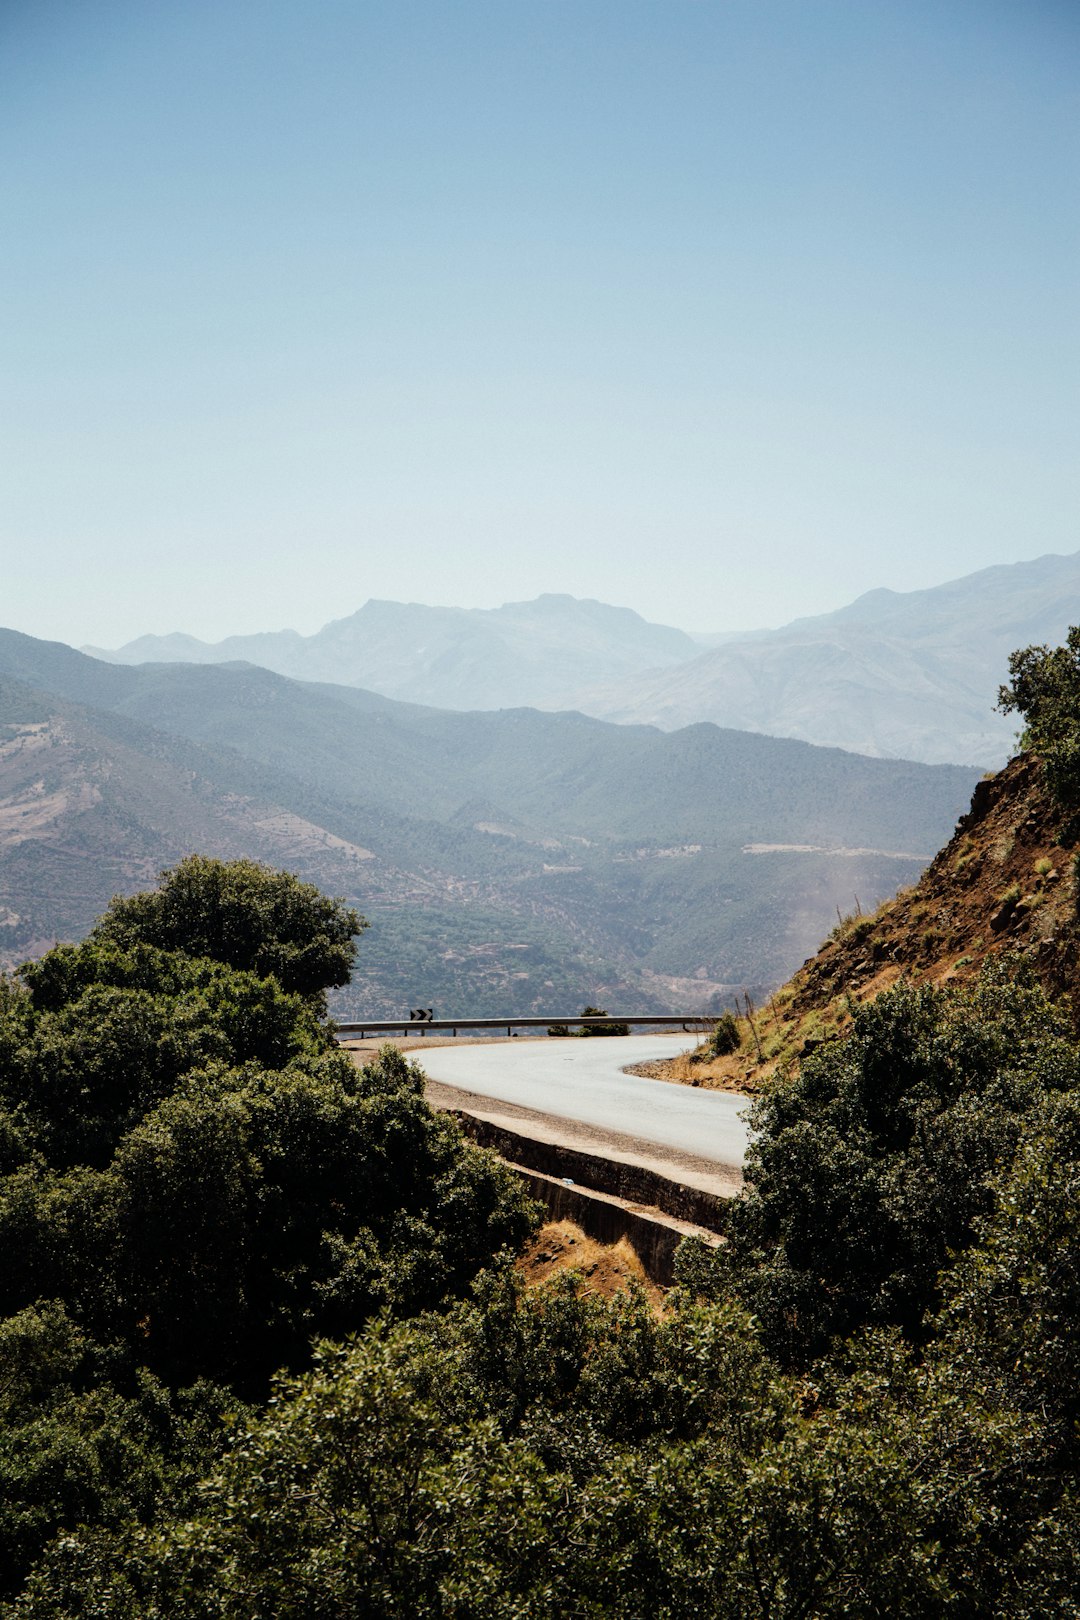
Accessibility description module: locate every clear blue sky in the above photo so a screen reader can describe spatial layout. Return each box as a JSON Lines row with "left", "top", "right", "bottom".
{"left": 2, "top": 0, "right": 1077, "bottom": 646}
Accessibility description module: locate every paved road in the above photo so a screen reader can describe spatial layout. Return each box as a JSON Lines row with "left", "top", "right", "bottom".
{"left": 415, "top": 1036, "right": 751, "bottom": 1169}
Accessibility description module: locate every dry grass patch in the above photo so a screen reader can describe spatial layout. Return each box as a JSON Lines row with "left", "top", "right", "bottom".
{"left": 516, "top": 1220, "right": 665, "bottom": 1307}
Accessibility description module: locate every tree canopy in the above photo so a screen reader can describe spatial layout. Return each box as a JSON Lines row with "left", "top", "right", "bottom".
{"left": 89, "top": 856, "right": 365, "bottom": 999}
{"left": 999, "top": 625, "right": 1080, "bottom": 811}
{"left": 5, "top": 859, "right": 1080, "bottom": 1613}
{"left": 0, "top": 868, "right": 536, "bottom": 1602}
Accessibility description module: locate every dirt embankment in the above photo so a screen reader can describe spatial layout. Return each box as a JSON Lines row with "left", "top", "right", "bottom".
{"left": 345, "top": 1044, "right": 733, "bottom": 1294}
{"left": 517, "top": 1220, "right": 665, "bottom": 1308}
{"left": 644, "top": 753, "right": 1080, "bottom": 1094}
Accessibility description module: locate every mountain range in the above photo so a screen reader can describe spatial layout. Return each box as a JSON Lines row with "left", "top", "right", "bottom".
{"left": 86, "top": 551, "right": 1080, "bottom": 767}
{"left": 0, "top": 628, "right": 980, "bottom": 1016}
{"left": 85, "top": 595, "right": 701, "bottom": 712}
{"left": 574, "top": 551, "right": 1080, "bottom": 766}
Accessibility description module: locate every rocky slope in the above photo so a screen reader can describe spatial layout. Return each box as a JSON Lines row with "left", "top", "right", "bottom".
{"left": 679, "top": 749, "right": 1080, "bottom": 1091}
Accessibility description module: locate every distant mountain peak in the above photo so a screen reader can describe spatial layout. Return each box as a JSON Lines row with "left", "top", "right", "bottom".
{"left": 72, "top": 554, "right": 1080, "bottom": 767}
{"left": 77, "top": 594, "right": 701, "bottom": 712}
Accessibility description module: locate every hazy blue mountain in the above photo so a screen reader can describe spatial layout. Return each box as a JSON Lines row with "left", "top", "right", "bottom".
{"left": 0, "top": 629, "right": 981, "bottom": 1013}
{"left": 566, "top": 551, "right": 1080, "bottom": 767}
{"left": 84, "top": 554, "right": 1080, "bottom": 765}
{"left": 84, "top": 594, "right": 702, "bottom": 710}
{"left": 1, "top": 629, "right": 978, "bottom": 852}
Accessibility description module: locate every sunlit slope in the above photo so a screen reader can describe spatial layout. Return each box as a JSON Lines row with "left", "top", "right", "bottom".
{"left": 686, "top": 750, "right": 1080, "bottom": 1092}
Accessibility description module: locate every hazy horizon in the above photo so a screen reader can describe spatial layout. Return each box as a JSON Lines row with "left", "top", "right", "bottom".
{"left": 51, "top": 545, "right": 1067, "bottom": 656}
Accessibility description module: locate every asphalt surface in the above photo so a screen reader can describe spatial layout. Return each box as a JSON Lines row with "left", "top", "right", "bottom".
{"left": 414, "top": 1035, "right": 751, "bottom": 1170}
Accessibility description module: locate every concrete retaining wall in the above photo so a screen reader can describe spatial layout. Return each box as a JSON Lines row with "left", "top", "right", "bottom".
{"left": 509, "top": 1166, "right": 721, "bottom": 1286}
{"left": 451, "top": 1112, "right": 730, "bottom": 1233}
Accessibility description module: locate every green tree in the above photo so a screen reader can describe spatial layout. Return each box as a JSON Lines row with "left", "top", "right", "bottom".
{"left": 0, "top": 1300, "right": 239, "bottom": 1604}
{"left": 706, "top": 1012, "right": 740, "bottom": 1057}
{"left": 938, "top": 1092, "right": 1080, "bottom": 1460}
{"left": 577, "top": 1005, "right": 629, "bottom": 1037}
{"left": 701, "top": 964, "right": 1080, "bottom": 1365}
{"left": 0, "top": 1048, "right": 537, "bottom": 1392}
{"left": 13, "top": 856, "right": 1080, "bottom": 1615}
{"left": 89, "top": 856, "right": 365, "bottom": 1001}
{"left": 0, "top": 866, "right": 539, "bottom": 1605}
{"left": 998, "top": 626, "right": 1080, "bottom": 810}
{"left": 9, "top": 942, "right": 327, "bottom": 1167}
{"left": 18, "top": 1277, "right": 1064, "bottom": 1620}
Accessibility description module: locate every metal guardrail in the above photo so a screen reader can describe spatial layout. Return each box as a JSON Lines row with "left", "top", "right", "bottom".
{"left": 335, "top": 1014, "right": 712, "bottom": 1040}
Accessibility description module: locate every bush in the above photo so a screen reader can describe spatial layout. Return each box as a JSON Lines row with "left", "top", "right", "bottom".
{"left": 577, "top": 1005, "right": 629, "bottom": 1037}
{"left": 0, "top": 867, "right": 541, "bottom": 1601}
{"left": 712, "top": 963, "right": 1080, "bottom": 1366}
{"left": 999, "top": 627, "right": 1080, "bottom": 814}
{"left": 14, "top": 864, "right": 1080, "bottom": 1614}
{"left": 706, "top": 1013, "right": 740, "bottom": 1057}
{"left": 90, "top": 856, "right": 365, "bottom": 1002}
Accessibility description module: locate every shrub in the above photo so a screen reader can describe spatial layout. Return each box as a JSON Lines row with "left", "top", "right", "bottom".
{"left": 712, "top": 964, "right": 1080, "bottom": 1366}
{"left": 707, "top": 1013, "right": 740, "bottom": 1057}
{"left": 577, "top": 1006, "right": 629, "bottom": 1037}
{"left": 999, "top": 628, "right": 1080, "bottom": 816}
{"left": 90, "top": 856, "right": 365, "bottom": 1003}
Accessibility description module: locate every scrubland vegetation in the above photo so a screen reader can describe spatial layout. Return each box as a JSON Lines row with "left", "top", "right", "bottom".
{"left": 4, "top": 633, "right": 1080, "bottom": 1614}
{"left": 2, "top": 864, "right": 1080, "bottom": 1615}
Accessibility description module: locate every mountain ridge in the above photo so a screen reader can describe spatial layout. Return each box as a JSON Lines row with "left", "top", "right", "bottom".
{"left": 84, "top": 594, "right": 702, "bottom": 712}
{"left": 569, "top": 550, "right": 1080, "bottom": 766}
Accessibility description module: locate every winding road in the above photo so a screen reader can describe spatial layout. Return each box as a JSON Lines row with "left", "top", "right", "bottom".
{"left": 415, "top": 1035, "right": 751, "bottom": 1170}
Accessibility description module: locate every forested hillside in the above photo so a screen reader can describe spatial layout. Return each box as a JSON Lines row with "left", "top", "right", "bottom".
{"left": 0, "top": 629, "right": 979, "bottom": 1013}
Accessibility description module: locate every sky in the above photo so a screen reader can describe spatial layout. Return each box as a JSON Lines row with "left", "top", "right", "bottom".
{"left": 2, "top": 0, "right": 1077, "bottom": 647}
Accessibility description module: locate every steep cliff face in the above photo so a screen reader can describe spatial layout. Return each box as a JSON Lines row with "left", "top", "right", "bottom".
{"left": 682, "top": 751, "right": 1080, "bottom": 1091}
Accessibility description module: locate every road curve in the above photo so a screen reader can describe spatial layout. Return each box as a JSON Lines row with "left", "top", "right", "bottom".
{"left": 414, "top": 1035, "right": 750, "bottom": 1170}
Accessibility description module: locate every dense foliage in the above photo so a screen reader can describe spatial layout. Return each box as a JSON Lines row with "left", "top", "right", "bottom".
{"left": 705, "top": 1011, "right": 741, "bottom": 1056}
{"left": 578, "top": 1006, "right": 631, "bottom": 1036}
{"left": 4, "top": 858, "right": 1080, "bottom": 1613}
{"left": 16, "top": 1237, "right": 1080, "bottom": 1617}
{"left": 89, "top": 855, "right": 365, "bottom": 1002}
{"left": 716, "top": 963, "right": 1080, "bottom": 1364}
{"left": 999, "top": 625, "right": 1080, "bottom": 811}
{"left": 0, "top": 862, "right": 536, "bottom": 1603}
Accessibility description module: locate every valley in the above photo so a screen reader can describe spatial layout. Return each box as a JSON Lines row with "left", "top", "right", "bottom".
{"left": 0, "top": 627, "right": 980, "bottom": 1015}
